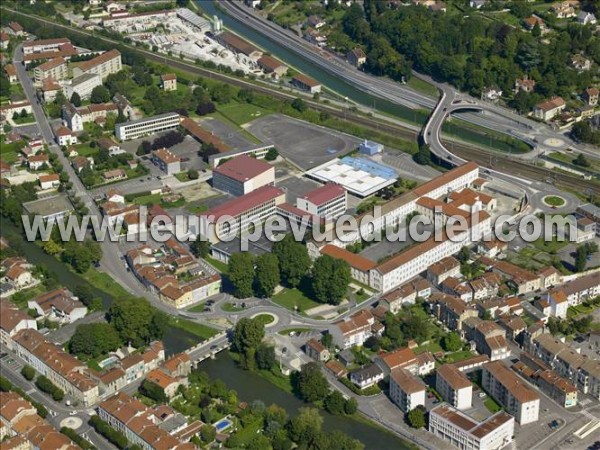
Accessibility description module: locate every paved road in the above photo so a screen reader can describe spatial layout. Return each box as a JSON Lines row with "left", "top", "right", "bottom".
{"left": 0, "top": 350, "right": 112, "bottom": 450}
{"left": 220, "top": 0, "right": 594, "bottom": 161}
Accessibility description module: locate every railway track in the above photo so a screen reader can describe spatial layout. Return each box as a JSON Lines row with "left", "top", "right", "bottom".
{"left": 5, "top": 8, "right": 597, "bottom": 196}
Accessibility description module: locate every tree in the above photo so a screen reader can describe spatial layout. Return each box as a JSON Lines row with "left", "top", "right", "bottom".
{"left": 196, "top": 101, "right": 216, "bottom": 116}
{"left": 199, "top": 424, "right": 216, "bottom": 443}
{"left": 414, "top": 143, "right": 431, "bottom": 165}
{"left": 344, "top": 397, "right": 358, "bottom": 415}
{"left": 137, "top": 140, "right": 152, "bottom": 156}
{"left": 108, "top": 297, "right": 166, "bottom": 347}
{"left": 294, "top": 362, "right": 330, "bottom": 403}
{"left": 273, "top": 234, "right": 310, "bottom": 288}
{"left": 457, "top": 246, "right": 471, "bottom": 263}
{"left": 140, "top": 379, "right": 167, "bottom": 403}
{"left": 69, "top": 323, "right": 121, "bottom": 358}
{"left": 311, "top": 255, "right": 351, "bottom": 305}
{"left": 228, "top": 252, "right": 255, "bottom": 298}
{"left": 21, "top": 365, "right": 35, "bottom": 381}
{"left": 187, "top": 168, "right": 199, "bottom": 180}
{"left": 321, "top": 333, "right": 333, "bottom": 349}
{"left": 291, "top": 98, "right": 307, "bottom": 113}
{"left": 264, "top": 147, "right": 279, "bottom": 161}
{"left": 441, "top": 332, "right": 462, "bottom": 352}
{"left": 573, "top": 153, "right": 591, "bottom": 167}
{"left": 255, "top": 343, "right": 276, "bottom": 370}
{"left": 324, "top": 390, "right": 346, "bottom": 415}
{"left": 407, "top": 406, "right": 426, "bottom": 429}
{"left": 232, "top": 317, "right": 265, "bottom": 370}
{"left": 287, "top": 407, "right": 323, "bottom": 446}
{"left": 254, "top": 253, "right": 280, "bottom": 298}
{"left": 90, "top": 85, "right": 110, "bottom": 104}
{"left": 70, "top": 92, "right": 82, "bottom": 107}
{"left": 190, "top": 239, "right": 210, "bottom": 258}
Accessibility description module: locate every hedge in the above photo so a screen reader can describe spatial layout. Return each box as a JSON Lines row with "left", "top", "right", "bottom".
{"left": 0, "top": 376, "right": 48, "bottom": 418}
{"left": 61, "top": 427, "right": 97, "bottom": 450}
{"left": 89, "top": 415, "right": 128, "bottom": 450}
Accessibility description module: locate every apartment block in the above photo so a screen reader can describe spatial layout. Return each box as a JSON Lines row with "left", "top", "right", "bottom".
{"left": 115, "top": 112, "right": 181, "bottom": 141}
{"left": 33, "top": 57, "right": 67, "bottom": 84}
{"left": 389, "top": 368, "right": 426, "bottom": 412}
{"left": 63, "top": 72, "right": 103, "bottom": 100}
{"left": 72, "top": 49, "right": 122, "bottom": 80}
{"left": 463, "top": 317, "right": 510, "bottom": 361}
{"left": 152, "top": 148, "right": 181, "bottom": 175}
{"left": 482, "top": 361, "right": 540, "bottom": 424}
{"left": 212, "top": 154, "right": 275, "bottom": 196}
{"left": 330, "top": 309, "right": 382, "bottom": 349}
{"left": 436, "top": 364, "right": 473, "bottom": 410}
{"left": 429, "top": 404, "right": 514, "bottom": 450}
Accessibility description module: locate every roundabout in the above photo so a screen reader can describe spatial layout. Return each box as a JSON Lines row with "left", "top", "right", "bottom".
{"left": 60, "top": 416, "right": 83, "bottom": 429}
{"left": 542, "top": 195, "right": 566, "bottom": 208}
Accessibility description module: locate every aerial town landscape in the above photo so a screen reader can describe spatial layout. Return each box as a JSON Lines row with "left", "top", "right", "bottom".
{"left": 0, "top": 0, "right": 599, "bottom": 449}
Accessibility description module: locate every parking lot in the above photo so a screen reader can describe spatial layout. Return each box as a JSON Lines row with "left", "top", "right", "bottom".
{"left": 200, "top": 117, "right": 256, "bottom": 150}
{"left": 247, "top": 114, "right": 361, "bottom": 170}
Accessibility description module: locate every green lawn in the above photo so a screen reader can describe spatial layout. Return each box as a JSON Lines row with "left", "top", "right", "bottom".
{"left": 218, "top": 102, "right": 271, "bottom": 126}
{"left": 543, "top": 195, "right": 566, "bottom": 207}
{"left": 414, "top": 342, "right": 443, "bottom": 355}
{"left": 444, "top": 350, "right": 475, "bottom": 363}
{"left": 187, "top": 302, "right": 206, "bottom": 313}
{"left": 205, "top": 256, "right": 228, "bottom": 274}
{"left": 185, "top": 203, "right": 208, "bottom": 214}
{"left": 407, "top": 77, "right": 439, "bottom": 97}
{"left": 253, "top": 314, "right": 275, "bottom": 326}
{"left": 272, "top": 288, "right": 320, "bottom": 313}
{"left": 133, "top": 193, "right": 161, "bottom": 206}
{"left": 13, "top": 114, "right": 36, "bottom": 125}
{"left": 168, "top": 317, "right": 219, "bottom": 340}
{"left": 484, "top": 397, "right": 502, "bottom": 413}
{"left": 222, "top": 302, "right": 244, "bottom": 312}
{"left": 568, "top": 304, "right": 595, "bottom": 318}
{"left": 0, "top": 141, "right": 24, "bottom": 163}
{"left": 9, "top": 284, "right": 45, "bottom": 309}
{"left": 81, "top": 269, "right": 136, "bottom": 301}
{"left": 75, "top": 144, "right": 99, "bottom": 157}
{"left": 531, "top": 236, "right": 569, "bottom": 253}
{"left": 174, "top": 172, "right": 190, "bottom": 182}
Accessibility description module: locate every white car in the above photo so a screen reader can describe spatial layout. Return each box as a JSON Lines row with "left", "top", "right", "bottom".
{"left": 479, "top": 392, "right": 487, "bottom": 398}
{"left": 69, "top": 411, "right": 78, "bottom": 416}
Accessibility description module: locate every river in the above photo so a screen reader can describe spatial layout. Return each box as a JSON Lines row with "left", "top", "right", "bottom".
{"left": 0, "top": 217, "right": 200, "bottom": 352}
{"left": 200, "top": 352, "right": 414, "bottom": 450}
{"left": 196, "top": 0, "right": 426, "bottom": 125}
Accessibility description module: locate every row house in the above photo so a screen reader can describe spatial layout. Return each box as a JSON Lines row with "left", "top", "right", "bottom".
{"left": 426, "top": 256, "right": 461, "bottom": 285}
{"left": 379, "top": 282, "right": 417, "bottom": 314}
{"left": 491, "top": 261, "right": 541, "bottom": 295}
{"left": 62, "top": 102, "right": 119, "bottom": 132}
{"left": 550, "top": 271, "right": 600, "bottom": 307}
{"left": 27, "top": 288, "right": 87, "bottom": 323}
{"left": 476, "top": 296, "right": 523, "bottom": 319}
{"left": 477, "top": 237, "right": 508, "bottom": 258}
{"left": 429, "top": 293, "right": 479, "bottom": 333}
{"left": 305, "top": 338, "right": 330, "bottom": 362}
{"left": 497, "top": 314, "right": 527, "bottom": 343}
{"left": 463, "top": 317, "right": 510, "bottom": 361}
{"left": 0, "top": 299, "right": 37, "bottom": 349}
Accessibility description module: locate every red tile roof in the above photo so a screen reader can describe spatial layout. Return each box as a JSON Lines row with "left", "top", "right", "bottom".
{"left": 213, "top": 154, "right": 273, "bottom": 182}
{"left": 78, "top": 49, "right": 121, "bottom": 72}
{"left": 200, "top": 185, "right": 283, "bottom": 221}
{"left": 301, "top": 183, "right": 345, "bottom": 206}
{"left": 320, "top": 244, "right": 376, "bottom": 272}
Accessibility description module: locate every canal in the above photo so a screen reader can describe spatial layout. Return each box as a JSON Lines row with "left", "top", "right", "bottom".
{"left": 196, "top": 0, "right": 427, "bottom": 125}
{"left": 200, "top": 352, "right": 415, "bottom": 450}
{"left": 0, "top": 217, "right": 200, "bottom": 351}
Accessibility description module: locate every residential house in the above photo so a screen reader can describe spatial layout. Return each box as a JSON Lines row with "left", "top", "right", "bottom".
{"left": 38, "top": 174, "right": 60, "bottom": 190}
{"left": 441, "top": 277, "right": 473, "bottom": 302}
{"left": 4, "top": 64, "right": 17, "bottom": 84}
{"left": 162, "top": 353, "right": 192, "bottom": 378}
{"left": 429, "top": 293, "right": 479, "bottom": 333}
{"left": 0, "top": 300, "right": 37, "bottom": 349}
{"left": 571, "top": 54, "right": 592, "bottom": 72}
{"left": 347, "top": 48, "right": 366, "bottom": 67}
{"left": 497, "top": 315, "right": 527, "bottom": 343}
{"left": 1, "top": 258, "right": 35, "bottom": 290}
{"left": 27, "top": 154, "right": 49, "bottom": 171}
{"left": 145, "top": 368, "right": 188, "bottom": 399}
{"left": 55, "top": 126, "right": 77, "bottom": 146}
{"left": 27, "top": 288, "right": 87, "bottom": 323}
{"left": 477, "top": 238, "right": 508, "bottom": 258}
{"left": 537, "top": 266, "right": 561, "bottom": 289}
{"left": 492, "top": 260, "right": 541, "bottom": 295}
{"left": 552, "top": 2, "right": 576, "bottom": 18}
{"left": 583, "top": 87, "right": 599, "bottom": 106}
{"left": 463, "top": 317, "right": 510, "bottom": 361}
{"left": 514, "top": 77, "right": 536, "bottom": 93}
{"left": 375, "top": 346, "right": 435, "bottom": 377}
{"left": 71, "top": 156, "right": 94, "bottom": 173}
{"left": 305, "top": 338, "right": 330, "bottom": 362}
{"left": 330, "top": 309, "right": 381, "bottom": 349}
{"left": 426, "top": 256, "right": 461, "bottom": 285}
{"left": 349, "top": 363, "right": 384, "bottom": 389}
{"left": 103, "top": 168, "right": 126, "bottom": 182}
{"left": 379, "top": 282, "right": 417, "bottom": 314}
{"left": 577, "top": 11, "right": 597, "bottom": 25}
{"left": 523, "top": 16, "right": 546, "bottom": 31}
{"left": 160, "top": 73, "right": 177, "bottom": 91}
{"left": 534, "top": 97, "right": 566, "bottom": 121}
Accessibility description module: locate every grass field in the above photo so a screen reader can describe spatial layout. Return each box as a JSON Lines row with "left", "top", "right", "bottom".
{"left": 205, "top": 256, "right": 228, "bottom": 274}
{"left": 12, "top": 114, "right": 36, "bottom": 125}
{"left": 218, "top": 102, "right": 271, "bottom": 126}
{"left": 222, "top": 302, "right": 244, "bottom": 312}
{"left": 253, "top": 314, "right": 275, "bottom": 326}
{"left": 74, "top": 144, "right": 99, "bottom": 157}
{"left": 0, "top": 141, "right": 23, "bottom": 163}
{"left": 414, "top": 341, "right": 443, "bottom": 355}
{"left": 277, "top": 327, "right": 312, "bottom": 336}
{"left": 484, "top": 397, "right": 502, "bottom": 413}
{"left": 568, "top": 304, "right": 595, "bottom": 318}
{"left": 187, "top": 302, "right": 206, "bottom": 313}
{"left": 168, "top": 317, "right": 219, "bottom": 340}
{"left": 82, "top": 269, "right": 136, "bottom": 301}
{"left": 543, "top": 195, "right": 566, "bottom": 207}
{"left": 444, "top": 350, "right": 475, "bottom": 363}
{"left": 531, "top": 236, "right": 569, "bottom": 253}
{"left": 272, "top": 288, "right": 320, "bottom": 313}
{"left": 407, "top": 77, "right": 439, "bottom": 97}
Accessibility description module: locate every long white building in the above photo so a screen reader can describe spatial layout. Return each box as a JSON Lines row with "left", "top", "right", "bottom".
{"left": 63, "top": 73, "right": 103, "bottom": 100}
{"left": 436, "top": 364, "right": 473, "bottom": 410}
{"left": 429, "top": 404, "right": 515, "bottom": 450}
{"left": 115, "top": 112, "right": 181, "bottom": 141}
{"left": 72, "top": 49, "right": 122, "bottom": 81}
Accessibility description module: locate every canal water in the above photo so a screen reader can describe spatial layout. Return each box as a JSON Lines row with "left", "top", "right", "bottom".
{"left": 0, "top": 217, "right": 199, "bottom": 350}
{"left": 200, "top": 352, "right": 414, "bottom": 450}
{"left": 196, "top": 1, "right": 427, "bottom": 125}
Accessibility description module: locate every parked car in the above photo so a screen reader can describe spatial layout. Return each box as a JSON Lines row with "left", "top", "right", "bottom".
{"left": 479, "top": 392, "right": 487, "bottom": 398}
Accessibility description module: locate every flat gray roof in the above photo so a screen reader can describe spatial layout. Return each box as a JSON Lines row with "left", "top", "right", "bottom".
{"left": 24, "top": 194, "right": 73, "bottom": 218}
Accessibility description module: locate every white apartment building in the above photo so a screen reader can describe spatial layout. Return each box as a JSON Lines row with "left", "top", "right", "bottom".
{"left": 72, "top": 49, "right": 122, "bottom": 81}
{"left": 199, "top": 186, "right": 286, "bottom": 243}
{"left": 389, "top": 368, "right": 426, "bottom": 412}
{"left": 63, "top": 72, "right": 102, "bottom": 100}
{"left": 33, "top": 57, "right": 67, "bottom": 84}
{"left": 482, "top": 361, "right": 540, "bottom": 424}
{"left": 436, "top": 364, "right": 473, "bottom": 410}
{"left": 296, "top": 183, "right": 347, "bottom": 219}
{"left": 429, "top": 404, "right": 515, "bottom": 450}
{"left": 115, "top": 112, "right": 181, "bottom": 141}
{"left": 330, "top": 309, "right": 377, "bottom": 349}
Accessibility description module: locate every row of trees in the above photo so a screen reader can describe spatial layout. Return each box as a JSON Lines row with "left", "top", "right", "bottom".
{"left": 227, "top": 235, "right": 351, "bottom": 305}
{"left": 35, "top": 375, "right": 64, "bottom": 401}
{"left": 575, "top": 241, "right": 598, "bottom": 272}
{"left": 136, "top": 129, "right": 186, "bottom": 155}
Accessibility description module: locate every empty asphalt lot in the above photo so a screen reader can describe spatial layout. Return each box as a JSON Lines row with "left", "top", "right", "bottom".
{"left": 247, "top": 114, "right": 361, "bottom": 170}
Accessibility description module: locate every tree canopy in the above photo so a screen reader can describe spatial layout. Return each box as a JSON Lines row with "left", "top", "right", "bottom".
{"left": 311, "top": 255, "right": 351, "bottom": 305}
{"left": 273, "top": 234, "right": 310, "bottom": 288}
{"left": 69, "top": 323, "right": 121, "bottom": 358}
